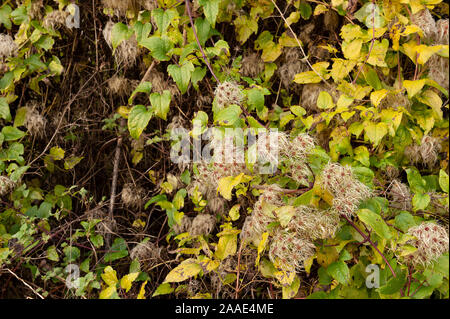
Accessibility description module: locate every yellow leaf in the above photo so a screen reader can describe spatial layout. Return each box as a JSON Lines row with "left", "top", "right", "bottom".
{"left": 215, "top": 233, "right": 237, "bottom": 260}
{"left": 198, "top": 257, "right": 220, "bottom": 273}
{"left": 370, "top": 89, "right": 388, "bottom": 107}
{"left": 416, "top": 44, "right": 446, "bottom": 64}
{"left": 285, "top": 11, "right": 300, "bottom": 26}
{"left": 261, "top": 42, "right": 283, "bottom": 62}
{"left": 364, "top": 121, "right": 388, "bottom": 146}
{"left": 117, "top": 106, "right": 131, "bottom": 119}
{"left": 137, "top": 281, "right": 147, "bottom": 299}
{"left": 342, "top": 39, "right": 362, "bottom": 60}
{"left": 275, "top": 206, "right": 296, "bottom": 227}
{"left": 282, "top": 275, "right": 300, "bottom": 299}
{"left": 403, "top": 79, "right": 426, "bottom": 98}
{"left": 120, "top": 272, "right": 139, "bottom": 293}
{"left": 99, "top": 285, "right": 117, "bottom": 299}
{"left": 278, "top": 31, "right": 298, "bottom": 47}
{"left": 229, "top": 204, "right": 240, "bottom": 221}
{"left": 217, "top": 173, "right": 252, "bottom": 200}
{"left": 367, "top": 39, "right": 389, "bottom": 67}
{"left": 304, "top": 255, "right": 315, "bottom": 275}
{"left": 234, "top": 15, "right": 258, "bottom": 44}
{"left": 314, "top": 4, "right": 328, "bottom": 15}
{"left": 164, "top": 258, "right": 202, "bottom": 283}
{"left": 274, "top": 268, "right": 296, "bottom": 287}
{"left": 294, "top": 62, "right": 330, "bottom": 84}
{"left": 331, "top": 58, "right": 357, "bottom": 82}
{"left": 101, "top": 266, "right": 118, "bottom": 286}
{"left": 256, "top": 232, "right": 269, "bottom": 267}
{"left": 417, "top": 89, "right": 443, "bottom": 120}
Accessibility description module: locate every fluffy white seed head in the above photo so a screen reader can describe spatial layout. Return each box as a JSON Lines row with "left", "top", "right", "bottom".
{"left": 411, "top": 8, "right": 438, "bottom": 40}
{"left": 0, "top": 34, "right": 18, "bottom": 60}
{"left": 121, "top": 183, "right": 145, "bottom": 209}
{"left": 43, "top": 10, "right": 69, "bottom": 30}
{"left": 214, "top": 81, "right": 243, "bottom": 109}
{"left": 103, "top": 20, "right": 139, "bottom": 68}
{"left": 190, "top": 214, "right": 216, "bottom": 236}
{"left": 388, "top": 179, "right": 412, "bottom": 211}
{"left": 130, "top": 240, "right": 162, "bottom": 269}
{"left": 402, "top": 222, "right": 449, "bottom": 268}
{"left": 24, "top": 102, "right": 47, "bottom": 139}
{"left": 240, "top": 52, "right": 264, "bottom": 78}
{"left": 0, "top": 175, "right": 16, "bottom": 196}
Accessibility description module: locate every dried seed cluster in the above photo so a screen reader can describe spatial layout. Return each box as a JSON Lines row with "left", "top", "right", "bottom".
{"left": 0, "top": 34, "right": 18, "bottom": 60}
{"left": 404, "top": 135, "right": 441, "bottom": 167}
{"left": 0, "top": 176, "right": 16, "bottom": 196}
{"left": 401, "top": 222, "right": 449, "bottom": 267}
{"left": 378, "top": 92, "right": 411, "bottom": 110}
{"left": 43, "top": 10, "right": 70, "bottom": 30}
{"left": 240, "top": 52, "right": 265, "bottom": 78}
{"left": 278, "top": 48, "right": 308, "bottom": 94}
{"left": 189, "top": 214, "right": 216, "bottom": 236}
{"left": 388, "top": 179, "right": 412, "bottom": 211}
{"left": 102, "top": 0, "right": 134, "bottom": 17}
{"left": 241, "top": 185, "right": 340, "bottom": 272}
{"left": 320, "top": 162, "right": 372, "bottom": 217}
{"left": 214, "top": 81, "right": 243, "bottom": 109}
{"left": 173, "top": 215, "right": 193, "bottom": 235}
{"left": 107, "top": 76, "right": 138, "bottom": 96}
{"left": 411, "top": 8, "right": 438, "bottom": 39}
{"left": 130, "top": 240, "right": 162, "bottom": 269}
{"left": 103, "top": 21, "right": 139, "bottom": 68}
{"left": 121, "top": 183, "right": 146, "bottom": 209}
{"left": 23, "top": 102, "right": 47, "bottom": 139}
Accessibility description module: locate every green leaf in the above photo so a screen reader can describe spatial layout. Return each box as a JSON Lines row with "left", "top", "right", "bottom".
{"left": 198, "top": 0, "right": 220, "bottom": 27}
{"left": 0, "top": 97, "right": 11, "bottom": 122}
{"left": 214, "top": 104, "right": 242, "bottom": 126}
{"left": 139, "top": 36, "right": 173, "bottom": 61}
{"left": 406, "top": 168, "right": 427, "bottom": 194}
{"left": 64, "top": 156, "right": 83, "bottom": 170}
{"left": 111, "top": 22, "right": 133, "bottom": 50}
{"left": 378, "top": 270, "right": 407, "bottom": 295}
{"left": 394, "top": 212, "right": 416, "bottom": 232}
{"left": 357, "top": 208, "right": 391, "bottom": 239}
{"left": 0, "top": 5, "right": 12, "bottom": 29}
{"left": 194, "top": 18, "right": 210, "bottom": 45}
{"left": 164, "top": 258, "right": 202, "bottom": 283}
{"left": 327, "top": 261, "right": 350, "bottom": 285}
{"left": 247, "top": 87, "right": 267, "bottom": 112}
{"left": 1, "top": 126, "right": 25, "bottom": 141}
{"left": 128, "top": 105, "right": 153, "bottom": 139}
{"left": 11, "top": 6, "right": 28, "bottom": 25}
{"left": 439, "top": 170, "right": 449, "bottom": 193}
{"left": 150, "top": 90, "right": 171, "bottom": 120}
{"left": 299, "top": 0, "right": 312, "bottom": 20}
{"left": 46, "top": 245, "right": 59, "bottom": 262}
{"left": 104, "top": 238, "right": 128, "bottom": 262}
{"left": 151, "top": 8, "right": 178, "bottom": 34}
{"left": 167, "top": 62, "right": 194, "bottom": 94}
{"left": 364, "top": 121, "right": 388, "bottom": 146}
{"left": 152, "top": 282, "right": 174, "bottom": 297}
{"left": 412, "top": 193, "right": 430, "bottom": 211}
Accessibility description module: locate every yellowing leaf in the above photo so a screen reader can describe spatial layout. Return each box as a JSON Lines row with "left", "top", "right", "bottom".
{"left": 282, "top": 274, "right": 300, "bottom": 299}
{"left": 256, "top": 232, "right": 269, "bottom": 267}
{"left": 120, "top": 272, "right": 139, "bottom": 293}
{"left": 164, "top": 258, "right": 202, "bottom": 283}
{"left": 117, "top": 106, "right": 131, "bottom": 119}
{"left": 370, "top": 89, "right": 388, "bottom": 107}
{"left": 342, "top": 39, "right": 363, "bottom": 60}
{"left": 234, "top": 15, "right": 258, "bottom": 43}
{"left": 217, "top": 173, "right": 252, "bottom": 200}
{"left": 215, "top": 232, "right": 237, "bottom": 260}
{"left": 137, "top": 281, "right": 147, "bottom": 299}
{"left": 314, "top": 4, "right": 328, "bottom": 15}
{"left": 364, "top": 121, "right": 388, "bottom": 146}
{"left": 330, "top": 58, "right": 357, "bottom": 82}
{"left": 229, "top": 204, "right": 240, "bottom": 221}
{"left": 275, "top": 206, "right": 296, "bottom": 227}
{"left": 285, "top": 11, "right": 300, "bottom": 26}
{"left": 367, "top": 39, "right": 389, "bottom": 67}
{"left": 101, "top": 266, "right": 118, "bottom": 286}
{"left": 261, "top": 42, "right": 282, "bottom": 62}
{"left": 417, "top": 89, "right": 443, "bottom": 120}
{"left": 99, "top": 285, "right": 117, "bottom": 299}
{"left": 403, "top": 79, "right": 426, "bottom": 98}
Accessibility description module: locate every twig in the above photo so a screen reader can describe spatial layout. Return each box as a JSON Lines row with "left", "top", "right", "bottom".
{"left": 106, "top": 119, "right": 125, "bottom": 248}
{"left": 352, "top": 0, "right": 376, "bottom": 84}
{"left": 185, "top": 0, "right": 220, "bottom": 83}
{"left": 270, "top": 0, "right": 333, "bottom": 89}
{"left": 6, "top": 269, "right": 45, "bottom": 299}
{"left": 340, "top": 214, "right": 396, "bottom": 278}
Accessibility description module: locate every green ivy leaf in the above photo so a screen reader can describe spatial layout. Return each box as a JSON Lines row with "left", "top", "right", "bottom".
{"left": 0, "top": 97, "right": 11, "bottom": 122}
{"left": 412, "top": 193, "right": 430, "bottom": 211}
{"left": 167, "top": 62, "right": 194, "bottom": 94}
{"left": 357, "top": 208, "right": 392, "bottom": 239}
{"left": 327, "top": 261, "right": 350, "bottom": 285}
{"left": 151, "top": 8, "right": 178, "bottom": 34}
{"left": 198, "top": 0, "right": 221, "bottom": 27}
{"left": 1, "top": 126, "right": 25, "bottom": 141}
{"left": 139, "top": 36, "right": 173, "bottom": 61}
{"left": 0, "top": 5, "right": 12, "bottom": 29}
{"left": 150, "top": 90, "right": 171, "bottom": 120}
{"left": 104, "top": 238, "right": 128, "bottom": 262}
{"left": 128, "top": 105, "right": 153, "bottom": 140}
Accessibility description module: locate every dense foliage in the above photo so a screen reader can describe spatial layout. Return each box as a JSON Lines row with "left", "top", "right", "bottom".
{"left": 0, "top": 0, "right": 449, "bottom": 299}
